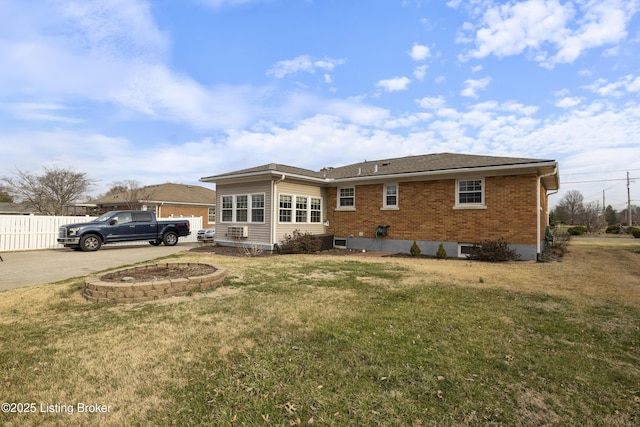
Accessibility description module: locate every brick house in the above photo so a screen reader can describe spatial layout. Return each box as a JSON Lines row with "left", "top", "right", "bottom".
{"left": 200, "top": 153, "right": 559, "bottom": 260}
{"left": 90, "top": 183, "right": 217, "bottom": 228}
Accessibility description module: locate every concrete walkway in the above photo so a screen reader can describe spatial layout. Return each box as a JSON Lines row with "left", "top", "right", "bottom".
{"left": 0, "top": 243, "right": 198, "bottom": 292}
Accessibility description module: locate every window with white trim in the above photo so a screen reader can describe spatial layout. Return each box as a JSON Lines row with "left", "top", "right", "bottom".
{"left": 251, "top": 194, "right": 265, "bottom": 222}
{"left": 221, "top": 194, "right": 265, "bottom": 223}
{"left": 208, "top": 207, "right": 216, "bottom": 223}
{"left": 310, "top": 197, "right": 322, "bottom": 223}
{"left": 236, "top": 195, "right": 248, "bottom": 222}
{"left": 338, "top": 187, "right": 355, "bottom": 208}
{"left": 458, "top": 243, "right": 475, "bottom": 258}
{"left": 456, "top": 179, "right": 484, "bottom": 206}
{"left": 279, "top": 195, "right": 293, "bottom": 222}
{"left": 221, "top": 196, "right": 233, "bottom": 222}
{"left": 295, "top": 196, "right": 308, "bottom": 222}
{"left": 383, "top": 183, "right": 398, "bottom": 208}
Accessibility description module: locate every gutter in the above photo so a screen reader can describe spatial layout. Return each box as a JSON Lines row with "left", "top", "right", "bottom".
{"left": 271, "top": 174, "right": 285, "bottom": 246}
{"left": 537, "top": 165, "right": 559, "bottom": 257}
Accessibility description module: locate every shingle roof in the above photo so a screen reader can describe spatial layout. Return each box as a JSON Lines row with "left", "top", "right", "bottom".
{"left": 90, "top": 183, "right": 216, "bottom": 205}
{"left": 324, "top": 153, "right": 554, "bottom": 179}
{"left": 204, "top": 153, "right": 556, "bottom": 181}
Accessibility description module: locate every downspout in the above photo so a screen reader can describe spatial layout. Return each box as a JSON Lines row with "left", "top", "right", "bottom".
{"left": 271, "top": 174, "right": 285, "bottom": 248}
{"left": 537, "top": 166, "right": 558, "bottom": 258}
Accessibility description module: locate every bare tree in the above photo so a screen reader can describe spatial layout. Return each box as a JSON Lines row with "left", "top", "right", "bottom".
{"left": 104, "top": 180, "right": 155, "bottom": 209}
{"left": 3, "top": 166, "right": 95, "bottom": 215}
{"left": 582, "top": 201, "right": 604, "bottom": 232}
{"left": 557, "top": 190, "right": 584, "bottom": 225}
{"left": 0, "top": 184, "right": 13, "bottom": 203}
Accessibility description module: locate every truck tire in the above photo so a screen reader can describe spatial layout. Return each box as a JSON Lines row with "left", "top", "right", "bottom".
{"left": 79, "top": 234, "right": 102, "bottom": 252}
{"left": 162, "top": 231, "right": 179, "bottom": 246}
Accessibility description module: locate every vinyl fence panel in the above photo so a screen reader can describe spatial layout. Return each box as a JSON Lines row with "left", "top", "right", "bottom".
{"left": 0, "top": 215, "right": 202, "bottom": 251}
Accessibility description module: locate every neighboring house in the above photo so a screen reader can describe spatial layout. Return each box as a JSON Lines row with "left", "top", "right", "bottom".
{"left": 200, "top": 153, "right": 559, "bottom": 261}
{"left": 89, "top": 183, "right": 217, "bottom": 228}
{"left": 0, "top": 202, "right": 38, "bottom": 215}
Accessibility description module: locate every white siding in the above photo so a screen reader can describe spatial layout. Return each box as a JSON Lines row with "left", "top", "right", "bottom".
{"left": 275, "top": 181, "right": 327, "bottom": 243}
{"left": 216, "top": 181, "right": 272, "bottom": 246}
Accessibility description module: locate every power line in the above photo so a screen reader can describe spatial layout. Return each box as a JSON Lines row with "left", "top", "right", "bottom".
{"left": 562, "top": 168, "right": 640, "bottom": 176}
{"left": 561, "top": 177, "right": 638, "bottom": 184}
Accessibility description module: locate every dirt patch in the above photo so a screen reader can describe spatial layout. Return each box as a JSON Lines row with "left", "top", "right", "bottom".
{"left": 100, "top": 264, "right": 217, "bottom": 282}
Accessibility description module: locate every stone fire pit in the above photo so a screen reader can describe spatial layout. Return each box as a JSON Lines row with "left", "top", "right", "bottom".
{"left": 83, "top": 262, "right": 226, "bottom": 304}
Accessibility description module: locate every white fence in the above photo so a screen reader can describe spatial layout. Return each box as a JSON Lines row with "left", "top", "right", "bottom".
{"left": 0, "top": 215, "right": 202, "bottom": 251}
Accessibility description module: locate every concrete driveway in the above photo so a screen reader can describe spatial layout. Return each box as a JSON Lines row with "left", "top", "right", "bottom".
{"left": 0, "top": 242, "right": 198, "bottom": 292}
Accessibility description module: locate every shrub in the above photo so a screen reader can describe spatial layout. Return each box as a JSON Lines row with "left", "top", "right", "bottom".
{"left": 436, "top": 243, "right": 447, "bottom": 259}
{"left": 632, "top": 228, "right": 640, "bottom": 238}
{"left": 567, "top": 226, "right": 587, "bottom": 235}
{"left": 606, "top": 224, "right": 622, "bottom": 234}
{"left": 467, "top": 238, "right": 521, "bottom": 262}
{"left": 278, "top": 230, "right": 322, "bottom": 254}
{"left": 410, "top": 241, "right": 421, "bottom": 256}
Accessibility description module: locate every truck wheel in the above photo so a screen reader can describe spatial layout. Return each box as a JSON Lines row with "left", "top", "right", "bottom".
{"left": 162, "top": 231, "right": 179, "bottom": 246}
{"left": 79, "top": 234, "right": 102, "bottom": 251}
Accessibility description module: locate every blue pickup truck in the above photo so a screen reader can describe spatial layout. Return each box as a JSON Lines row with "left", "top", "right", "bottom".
{"left": 58, "top": 210, "right": 191, "bottom": 251}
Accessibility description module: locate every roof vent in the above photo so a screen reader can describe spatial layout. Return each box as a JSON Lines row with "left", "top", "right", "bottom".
{"left": 374, "top": 164, "right": 378, "bottom": 173}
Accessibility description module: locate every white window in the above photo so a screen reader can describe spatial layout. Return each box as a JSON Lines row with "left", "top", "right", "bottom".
{"left": 279, "top": 195, "right": 292, "bottom": 222}
{"left": 221, "top": 194, "right": 265, "bottom": 223}
{"left": 456, "top": 179, "right": 485, "bottom": 208}
{"left": 251, "top": 194, "right": 265, "bottom": 223}
{"left": 236, "top": 195, "right": 248, "bottom": 222}
{"left": 295, "top": 196, "right": 308, "bottom": 223}
{"left": 221, "top": 196, "right": 233, "bottom": 222}
{"left": 338, "top": 187, "right": 355, "bottom": 208}
{"left": 383, "top": 183, "right": 398, "bottom": 208}
{"left": 458, "top": 243, "right": 476, "bottom": 258}
{"left": 310, "top": 197, "right": 322, "bottom": 223}
{"left": 208, "top": 207, "right": 216, "bottom": 223}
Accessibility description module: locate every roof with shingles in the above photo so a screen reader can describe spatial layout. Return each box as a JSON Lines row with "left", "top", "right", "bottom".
{"left": 323, "top": 153, "right": 554, "bottom": 179}
{"left": 90, "top": 183, "right": 216, "bottom": 205}
{"left": 203, "top": 153, "right": 556, "bottom": 181}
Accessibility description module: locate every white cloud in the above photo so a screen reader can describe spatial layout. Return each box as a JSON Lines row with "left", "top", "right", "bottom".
{"left": 376, "top": 77, "right": 411, "bottom": 92}
{"left": 416, "top": 96, "right": 446, "bottom": 110}
{"left": 267, "top": 55, "right": 345, "bottom": 78}
{"left": 0, "top": 0, "right": 270, "bottom": 130}
{"left": 413, "top": 65, "right": 428, "bottom": 81}
{"left": 457, "top": 0, "right": 639, "bottom": 68}
{"left": 58, "top": 0, "right": 169, "bottom": 61}
{"left": 555, "top": 97, "right": 582, "bottom": 108}
{"left": 461, "top": 77, "right": 491, "bottom": 98}
{"left": 408, "top": 44, "right": 431, "bottom": 61}
{"left": 7, "top": 103, "right": 82, "bottom": 124}
{"left": 583, "top": 74, "right": 640, "bottom": 97}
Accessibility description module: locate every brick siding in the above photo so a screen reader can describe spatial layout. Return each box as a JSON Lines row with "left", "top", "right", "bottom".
{"left": 326, "top": 174, "right": 541, "bottom": 245}
{"left": 157, "top": 205, "right": 215, "bottom": 228}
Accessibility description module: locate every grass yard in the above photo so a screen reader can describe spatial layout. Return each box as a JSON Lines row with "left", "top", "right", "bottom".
{"left": 1, "top": 241, "right": 639, "bottom": 426}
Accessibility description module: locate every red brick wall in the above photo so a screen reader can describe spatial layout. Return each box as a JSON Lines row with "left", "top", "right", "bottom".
{"left": 157, "top": 205, "right": 215, "bottom": 228}
{"left": 326, "top": 174, "right": 539, "bottom": 245}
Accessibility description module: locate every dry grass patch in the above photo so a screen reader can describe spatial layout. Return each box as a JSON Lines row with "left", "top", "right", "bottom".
{"left": 1, "top": 241, "right": 639, "bottom": 426}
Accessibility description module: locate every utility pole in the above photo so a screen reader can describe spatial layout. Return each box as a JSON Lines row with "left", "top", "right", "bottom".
{"left": 628, "top": 172, "right": 632, "bottom": 227}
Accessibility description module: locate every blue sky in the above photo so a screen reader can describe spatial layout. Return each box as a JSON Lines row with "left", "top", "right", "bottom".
{"left": 1, "top": 0, "right": 639, "bottom": 211}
